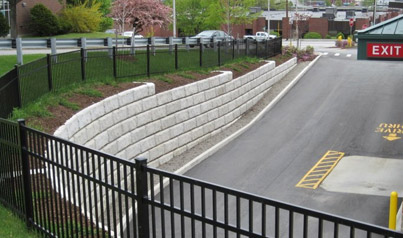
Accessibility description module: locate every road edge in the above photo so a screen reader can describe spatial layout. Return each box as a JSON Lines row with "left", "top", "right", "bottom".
{"left": 173, "top": 55, "right": 322, "bottom": 176}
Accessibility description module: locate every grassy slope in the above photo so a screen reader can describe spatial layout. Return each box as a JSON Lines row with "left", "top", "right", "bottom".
{"left": 0, "top": 205, "right": 39, "bottom": 238}
{"left": 0, "top": 54, "right": 45, "bottom": 76}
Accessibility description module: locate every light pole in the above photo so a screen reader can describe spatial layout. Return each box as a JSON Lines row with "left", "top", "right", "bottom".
{"left": 173, "top": 0, "right": 176, "bottom": 37}
{"left": 372, "top": 0, "right": 377, "bottom": 26}
{"left": 267, "top": 0, "right": 270, "bottom": 34}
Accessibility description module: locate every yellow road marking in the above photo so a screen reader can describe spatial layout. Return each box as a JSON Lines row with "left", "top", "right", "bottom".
{"left": 296, "top": 150, "right": 345, "bottom": 189}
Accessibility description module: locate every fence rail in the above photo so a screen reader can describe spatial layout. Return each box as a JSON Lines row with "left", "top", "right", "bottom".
{"left": 1, "top": 118, "right": 403, "bottom": 237}
{"left": 0, "top": 38, "right": 282, "bottom": 119}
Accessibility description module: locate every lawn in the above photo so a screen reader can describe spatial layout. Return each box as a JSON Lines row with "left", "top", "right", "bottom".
{"left": 0, "top": 205, "right": 39, "bottom": 238}
{"left": 0, "top": 54, "right": 45, "bottom": 76}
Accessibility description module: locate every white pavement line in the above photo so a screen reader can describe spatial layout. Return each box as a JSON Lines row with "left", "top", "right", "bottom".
{"left": 346, "top": 54, "right": 352, "bottom": 57}
{"left": 174, "top": 55, "right": 322, "bottom": 176}
{"left": 334, "top": 53, "right": 340, "bottom": 57}
{"left": 323, "top": 52, "right": 329, "bottom": 55}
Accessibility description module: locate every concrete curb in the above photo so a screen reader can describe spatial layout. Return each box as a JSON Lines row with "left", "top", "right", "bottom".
{"left": 174, "top": 55, "right": 322, "bottom": 176}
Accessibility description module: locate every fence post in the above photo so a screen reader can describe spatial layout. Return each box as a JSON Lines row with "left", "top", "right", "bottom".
{"left": 175, "top": 44, "right": 178, "bottom": 70}
{"left": 113, "top": 46, "right": 117, "bottom": 78}
{"left": 151, "top": 37, "right": 156, "bottom": 55}
{"left": 16, "top": 38, "right": 23, "bottom": 65}
{"left": 107, "top": 37, "right": 113, "bottom": 59}
{"left": 218, "top": 42, "right": 221, "bottom": 66}
{"left": 199, "top": 43, "right": 203, "bottom": 67}
{"left": 51, "top": 38, "right": 57, "bottom": 55}
{"left": 232, "top": 39, "right": 235, "bottom": 60}
{"left": 255, "top": 40, "right": 258, "bottom": 57}
{"left": 246, "top": 39, "right": 249, "bottom": 56}
{"left": 265, "top": 40, "right": 268, "bottom": 59}
{"left": 185, "top": 37, "right": 190, "bottom": 51}
{"left": 17, "top": 119, "right": 34, "bottom": 229}
{"left": 135, "top": 158, "right": 150, "bottom": 238}
{"left": 169, "top": 37, "right": 174, "bottom": 54}
{"left": 147, "top": 45, "right": 150, "bottom": 77}
{"left": 80, "top": 48, "right": 86, "bottom": 81}
{"left": 46, "top": 54, "right": 53, "bottom": 91}
{"left": 15, "top": 65, "right": 22, "bottom": 108}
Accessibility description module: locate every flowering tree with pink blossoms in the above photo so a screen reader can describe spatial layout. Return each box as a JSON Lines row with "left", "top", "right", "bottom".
{"left": 109, "top": 0, "right": 171, "bottom": 34}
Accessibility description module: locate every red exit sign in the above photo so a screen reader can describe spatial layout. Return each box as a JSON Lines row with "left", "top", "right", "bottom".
{"left": 367, "top": 43, "right": 403, "bottom": 58}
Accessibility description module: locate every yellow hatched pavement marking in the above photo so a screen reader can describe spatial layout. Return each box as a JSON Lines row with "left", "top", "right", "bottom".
{"left": 296, "top": 150, "right": 345, "bottom": 189}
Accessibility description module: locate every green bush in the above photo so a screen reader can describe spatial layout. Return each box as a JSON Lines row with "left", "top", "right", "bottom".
{"left": 58, "top": 17, "right": 72, "bottom": 34}
{"left": 99, "top": 17, "right": 113, "bottom": 32}
{"left": 60, "top": 1, "right": 102, "bottom": 33}
{"left": 325, "top": 34, "right": 332, "bottom": 39}
{"left": 30, "top": 4, "right": 60, "bottom": 36}
{"left": 303, "top": 32, "right": 322, "bottom": 39}
{"left": 0, "top": 13, "right": 10, "bottom": 37}
{"left": 270, "top": 30, "right": 280, "bottom": 37}
{"left": 336, "top": 32, "right": 345, "bottom": 39}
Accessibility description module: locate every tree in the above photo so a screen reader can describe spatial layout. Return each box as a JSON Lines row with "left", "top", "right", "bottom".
{"left": 325, "top": 0, "right": 332, "bottom": 6}
{"left": 60, "top": 1, "right": 102, "bottom": 33}
{"left": 109, "top": 0, "right": 171, "bottom": 35}
{"left": 30, "top": 4, "right": 60, "bottom": 36}
{"left": 220, "top": 0, "right": 261, "bottom": 36}
{"left": 335, "top": 0, "right": 342, "bottom": 6}
{"left": 0, "top": 13, "right": 10, "bottom": 37}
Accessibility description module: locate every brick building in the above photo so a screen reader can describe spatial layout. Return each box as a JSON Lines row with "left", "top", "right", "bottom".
{"left": 10, "top": 0, "right": 65, "bottom": 37}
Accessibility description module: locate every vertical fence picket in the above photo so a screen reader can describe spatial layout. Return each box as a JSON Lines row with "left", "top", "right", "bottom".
{"left": 135, "top": 158, "right": 149, "bottom": 238}
{"left": 17, "top": 119, "right": 33, "bottom": 228}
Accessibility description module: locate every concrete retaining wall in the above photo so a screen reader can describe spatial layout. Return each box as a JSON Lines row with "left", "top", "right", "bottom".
{"left": 52, "top": 57, "right": 297, "bottom": 235}
{"left": 54, "top": 57, "right": 297, "bottom": 168}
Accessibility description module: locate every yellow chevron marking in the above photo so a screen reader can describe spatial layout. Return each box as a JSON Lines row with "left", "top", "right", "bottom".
{"left": 296, "top": 150, "right": 345, "bottom": 189}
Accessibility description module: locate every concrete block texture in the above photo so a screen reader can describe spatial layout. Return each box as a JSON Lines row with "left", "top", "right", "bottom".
{"left": 54, "top": 58, "right": 297, "bottom": 169}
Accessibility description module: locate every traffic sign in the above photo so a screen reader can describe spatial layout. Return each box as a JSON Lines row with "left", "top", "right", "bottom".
{"left": 349, "top": 18, "right": 354, "bottom": 27}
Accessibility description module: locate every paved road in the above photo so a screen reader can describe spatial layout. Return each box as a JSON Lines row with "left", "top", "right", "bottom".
{"left": 182, "top": 55, "right": 403, "bottom": 232}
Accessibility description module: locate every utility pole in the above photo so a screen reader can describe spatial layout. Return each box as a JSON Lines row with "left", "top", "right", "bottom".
{"left": 267, "top": 0, "right": 270, "bottom": 34}
{"left": 173, "top": 0, "right": 176, "bottom": 37}
{"left": 372, "top": 0, "right": 377, "bottom": 26}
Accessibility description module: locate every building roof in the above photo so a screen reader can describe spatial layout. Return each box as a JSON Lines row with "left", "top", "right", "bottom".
{"left": 356, "top": 13, "right": 403, "bottom": 34}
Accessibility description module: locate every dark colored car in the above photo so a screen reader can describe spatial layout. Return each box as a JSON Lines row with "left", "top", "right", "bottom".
{"left": 190, "top": 30, "right": 233, "bottom": 48}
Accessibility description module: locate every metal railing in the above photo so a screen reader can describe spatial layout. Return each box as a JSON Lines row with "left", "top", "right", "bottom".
{"left": 0, "top": 38, "right": 282, "bottom": 119}
{"left": 1, "top": 118, "right": 403, "bottom": 237}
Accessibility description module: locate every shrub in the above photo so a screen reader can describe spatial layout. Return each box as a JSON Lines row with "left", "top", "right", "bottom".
{"left": 0, "top": 13, "right": 10, "bottom": 37}
{"left": 335, "top": 39, "right": 355, "bottom": 48}
{"left": 336, "top": 32, "right": 345, "bottom": 39}
{"left": 303, "top": 32, "right": 322, "bottom": 39}
{"left": 270, "top": 30, "right": 280, "bottom": 37}
{"left": 282, "top": 45, "right": 316, "bottom": 62}
{"left": 325, "top": 34, "right": 332, "bottom": 39}
{"left": 58, "top": 17, "right": 72, "bottom": 34}
{"left": 30, "top": 4, "right": 60, "bottom": 36}
{"left": 99, "top": 17, "right": 113, "bottom": 32}
{"left": 60, "top": 1, "right": 102, "bottom": 33}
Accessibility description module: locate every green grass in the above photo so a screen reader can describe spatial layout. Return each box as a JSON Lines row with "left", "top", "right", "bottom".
{"left": 0, "top": 204, "right": 39, "bottom": 238}
{"left": 176, "top": 72, "right": 196, "bottom": 80}
{"left": 22, "top": 32, "right": 125, "bottom": 39}
{"left": 76, "top": 88, "right": 103, "bottom": 98}
{"left": 0, "top": 54, "right": 45, "bottom": 76}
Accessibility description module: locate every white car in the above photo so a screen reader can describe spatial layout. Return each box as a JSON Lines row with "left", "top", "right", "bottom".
{"left": 122, "top": 31, "right": 144, "bottom": 38}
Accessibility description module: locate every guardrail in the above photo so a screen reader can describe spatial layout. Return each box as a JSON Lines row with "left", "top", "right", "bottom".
{"left": 0, "top": 37, "right": 226, "bottom": 49}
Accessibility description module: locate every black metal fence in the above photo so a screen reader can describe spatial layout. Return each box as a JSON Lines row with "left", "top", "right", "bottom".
{"left": 1, "top": 118, "right": 403, "bottom": 237}
{"left": 0, "top": 38, "right": 282, "bottom": 119}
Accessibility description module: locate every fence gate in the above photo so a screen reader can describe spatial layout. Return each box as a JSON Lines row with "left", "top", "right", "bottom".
{"left": 0, "top": 118, "right": 26, "bottom": 219}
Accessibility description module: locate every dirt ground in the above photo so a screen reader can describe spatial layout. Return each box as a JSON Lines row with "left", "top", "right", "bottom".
{"left": 30, "top": 55, "right": 293, "bottom": 134}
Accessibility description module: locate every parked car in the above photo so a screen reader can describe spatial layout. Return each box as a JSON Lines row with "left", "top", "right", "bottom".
{"left": 122, "top": 31, "right": 144, "bottom": 38}
{"left": 105, "top": 29, "right": 117, "bottom": 34}
{"left": 243, "top": 31, "right": 277, "bottom": 41}
{"left": 190, "top": 30, "right": 233, "bottom": 48}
